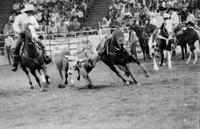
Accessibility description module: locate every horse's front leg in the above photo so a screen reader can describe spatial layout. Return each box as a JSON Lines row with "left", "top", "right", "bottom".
{"left": 167, "top": 51, "right": 172, "bottom": 70}
{"left": 192, "top": 48, "right": 198, "bottom": 64}
{"left": 103, "top": 59, "right": 128, "bottom": 84}
{"left": 124, "top": 65, "right": 139, "bottom": 85}
{"left": 153, "top": 56, "right": 159, "bottom": 71}
{"left": 22, "top": 67, "right": 33, "bottom": 89}
{"left": 186, "top": 48, "right": 192, "bottom": 64}
{"left": 185, "top": 44, "right": 188, "bottom": 58}
{"left": 42, "top": 65, "right": 50, "bottom": 84}
{"left": 181, "top": 45, "right": 185, "bottom": 59}
{"left": 160, "top": 49, "right": 165, "bottom": 66}
{"left": 30, "top": 69, "right": 46, "bottom": 92}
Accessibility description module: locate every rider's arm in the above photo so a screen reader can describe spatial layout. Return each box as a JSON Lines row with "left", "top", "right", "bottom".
{"left": 31, "top": 16, "right": 39, "bottom": 30}
{"left": 13, "top": 15, "right": 22, "bottom": 34}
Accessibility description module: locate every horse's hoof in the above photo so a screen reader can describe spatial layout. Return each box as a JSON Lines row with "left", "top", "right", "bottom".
{"left": 69, "top": 84, "right": 75, "bottom": 87}
{"left": 154, "top": 68, "right": 159, "bottom": 71}
{"left": 192, "top": 61, "right": 197, "bottom": 64}
{"left": 145, "top": 73, "right": 150, "bottom": 78}
{"left": 136, "top": 83, "right": 141, "bottom": 86}
{"left": 168, "top": 67, "right": 172, "bottom": 70}
{"left": 88, "top": 84, "right": 93, "bottom": 89}
{"left": 40, "top": 88, "right": 47, "bottom": 92}
{"left": 46, "top": 78, "right": 50, "bottom": 84}
{"left": 125, "top": 81, "right": 130, "bottom": 85}
{"left": 58, "top": 84, "right": 66, "bottom": 88}
{"left": 64, "top": 81, "right": 68, "bottom": 85}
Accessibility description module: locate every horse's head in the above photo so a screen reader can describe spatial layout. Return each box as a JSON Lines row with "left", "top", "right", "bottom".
{"left": 174, "top": 24, "right": 184, "bottom": 36}
{"left": 112, "top": 29, "right": 125, "bottom": 48}
{"left": 24, "top": 23, "right": 37, "bottom": 43}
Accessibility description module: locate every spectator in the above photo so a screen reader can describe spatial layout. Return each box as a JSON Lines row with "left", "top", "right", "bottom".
{"left": 48, "top": 22, "right": 58, "bottom": 39}
{"left": 168, "top": 8, "right": 179, "bottom": 29}
{"left": 4, "top": 32, "right": 15, "bottom": 65}
{"left": 68, "top": 17, "right": 81, "bottom": 31}
{"left": 12, "top": 2, "right": 21, "bottom": 12}
{"left": 3, "top": 19, "right": 14, "bottom": 35}
{"left": 58, "top": 20, "right": 68, "bottom": 34}
{"left": 101, "top": 17, "right": 110, "bottom": 28}
{"left": 75, "top": 7, "right": 84, "bottom": 25}
{"left": 41, "top": 9, "right": 50, "bottom": 25}
{"left": 50, "top": 8, "right": 60, "bottom": 23}
{"left": 186, "top": 9, "right": 196, "bottom": 24}
{"left": 129, "top": 25, "right": 139, "bottom": 59}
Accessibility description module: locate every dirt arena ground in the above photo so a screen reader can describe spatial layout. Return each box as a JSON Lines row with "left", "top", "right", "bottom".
{"left": 0, "top": 56, "right": 199, "bottom": 129}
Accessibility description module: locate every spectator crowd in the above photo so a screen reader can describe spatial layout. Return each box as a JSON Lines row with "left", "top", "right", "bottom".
{"left": 4, "top": 0, "right": 92, "bottom": 37}
{"left": 101, "top": 0, "right": 200, "bottom": 28}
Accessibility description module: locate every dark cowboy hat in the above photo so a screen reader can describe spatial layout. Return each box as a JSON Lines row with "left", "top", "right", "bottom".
{"left": 167, "top": 7, "right": 176, "bottom": 12}
{"left": 38, "top": 35, "right": 44, "bottom": 40}
{"left": 186, "top": 21, "right": 195, "bottom": 26}
{"left": 159, "top": 6, "right": 167, "bottom": 12}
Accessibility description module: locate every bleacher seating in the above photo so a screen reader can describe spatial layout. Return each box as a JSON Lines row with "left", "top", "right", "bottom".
{"left": 0, "top": 0, "right": 18, "bottom": 33}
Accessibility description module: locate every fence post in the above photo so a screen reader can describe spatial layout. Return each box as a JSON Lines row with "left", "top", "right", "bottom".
{"left": 49, "top": 35, "right": 53, "bottom": 60}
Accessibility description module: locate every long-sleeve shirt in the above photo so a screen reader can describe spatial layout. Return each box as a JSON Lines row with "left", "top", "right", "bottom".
{"left": 186, "top": 13, "right": 196, "bottom": 24}
{"left": 171, "top": 12, "right": 179, "bottom": 28}
{"left": 4, "top": 36, "right": 15, "bottom": 49}
{"left": 130, "top": 30, "right": 139, "bottom": 43}
{"left": 13, "top": 13, "right": 39, "bottom": 34}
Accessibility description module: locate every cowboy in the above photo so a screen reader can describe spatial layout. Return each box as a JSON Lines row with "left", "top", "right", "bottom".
{"left": 129, "top": 26, "right": 139, "bottom": 59}
{"left": 167, "top": 8, "right": 179, "bottom": 29}
{"left": 4, "top": 32, "right": 15, "bottom": 65}
{"left": 12, "top": 4, "right": 51, "bottom": 72}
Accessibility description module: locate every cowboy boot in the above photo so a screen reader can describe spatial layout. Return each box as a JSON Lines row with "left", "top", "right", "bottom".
{"left": 37, "top": 40, "right": 52, "bottom": 64}
{"left": 11, "top": 55, "right": 19, "bottom": 72}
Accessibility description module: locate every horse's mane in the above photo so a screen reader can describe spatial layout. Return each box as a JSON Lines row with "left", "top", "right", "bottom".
{"left": 159, "top": 23, "right": 169, "bottom": 38}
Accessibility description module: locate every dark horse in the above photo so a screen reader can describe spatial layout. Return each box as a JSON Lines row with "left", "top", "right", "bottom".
{"left": 131, "top": 23, "right": 157, "bottom": 60}
{"left": 173, "top": 24, "right": 188, "bottom": 59}
{"left": 19, "top": 24, "right": 50, "bottom": 91}
{"left": 174, "top": 25, "right": 200, "bottom": 63}
{"left": 96, "top": 29, "right": 150, "bottom": 86}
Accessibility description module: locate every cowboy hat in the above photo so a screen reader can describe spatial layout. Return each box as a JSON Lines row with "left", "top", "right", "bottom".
{"left": 163, "top": 13, "right": 170, "bottom": 19}
{"left": 21, "top": 4, "right": 35, "bottom": 13}
{"left": 159, "top": 6, "right": 166, "bottom": 12}
{"left": 185, "top": 21, "right": 195, "bottom": 26}
{"left": 167, "top": 7, "right": 176, "bottom": 12}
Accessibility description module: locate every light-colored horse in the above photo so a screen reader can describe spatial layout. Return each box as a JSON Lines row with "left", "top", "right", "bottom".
{"left": 148, "top": 19, "right": 174, "bottom": 71}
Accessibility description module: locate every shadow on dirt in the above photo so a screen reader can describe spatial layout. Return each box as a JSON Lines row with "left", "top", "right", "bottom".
{"left": 0, "top": 89, "right": 31, "bottom": 97}
{"left": 77, "top": 84, "right": 118, "bottom": 90}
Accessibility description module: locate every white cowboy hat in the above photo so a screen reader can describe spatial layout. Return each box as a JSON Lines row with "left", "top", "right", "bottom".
{"left": 163, "top": 13, "right": 170, "bottom": 19}
{"left": 21, "top": 4, "right": 35, "bottom": 13}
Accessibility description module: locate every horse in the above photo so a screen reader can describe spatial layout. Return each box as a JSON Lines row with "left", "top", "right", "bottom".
{"left": 19, "top": 24, "right": 50, "bottom": 91}
{"left": 131, "top": 23, "right": 157, "bottom": 60}
{"left": 174, "top": 25, "right": 200, "bottom": 63}
{"left": 148, "top": 20, "right": 175, "bottom": 71}
{"left": 96, "top": 29, "right": 150, "bottom": 86}
{"left": 173, "top": 24, "right": 188, "bottom": 59}
{"left": 175, "top": 26, "right": 200, "bottom": 64}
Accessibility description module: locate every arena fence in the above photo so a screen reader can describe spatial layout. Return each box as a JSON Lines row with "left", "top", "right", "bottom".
{"left": 0, "top": 27, "right": 130, "bottom": 65}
